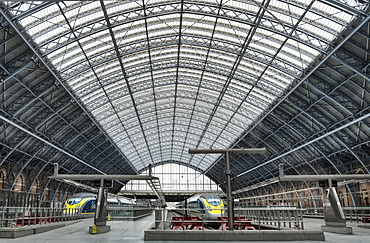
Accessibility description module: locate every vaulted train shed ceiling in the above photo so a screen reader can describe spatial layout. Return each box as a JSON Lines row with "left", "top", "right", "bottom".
{"left": 0, "top": 1, "right": 369, "bottom": 194}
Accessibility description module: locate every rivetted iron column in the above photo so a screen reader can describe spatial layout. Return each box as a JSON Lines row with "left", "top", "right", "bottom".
{"left": 225, "top": 150, "right": 233, "bottom": 230}
{"left": 94, "top": 179, "right": 107, "bottom": 228}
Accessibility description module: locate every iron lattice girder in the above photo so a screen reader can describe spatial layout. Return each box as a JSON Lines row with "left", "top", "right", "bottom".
{"left": 33, "top": 1, "right": 332, "bottom": 57}
{"left": 67, "top": 60, "right": 284, "bottom": 105}
{"left": 55, "top": 36, "right": 303, "bottom": 80}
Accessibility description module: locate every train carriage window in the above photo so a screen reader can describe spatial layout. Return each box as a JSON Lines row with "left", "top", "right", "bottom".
{"left": 207, "top": 198, "right": 221, "bottom": 206}
{"left": 188, "top": 201, "right": 198, "bottom": 208}
{"left": 68, "top": 197, "right": 83, "bottom": 205}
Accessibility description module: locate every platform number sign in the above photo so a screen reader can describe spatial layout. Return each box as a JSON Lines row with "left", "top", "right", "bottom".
{"left": 93, "top": 180, "right": 113, "bottom": 188}
{"left": 318, "top": 180, "right": 338, "bottom": 188}
{"left": 105, "top": 180, "right": 113, "bottom": 188}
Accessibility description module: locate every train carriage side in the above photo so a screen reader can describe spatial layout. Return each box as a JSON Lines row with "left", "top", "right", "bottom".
{"left": 64, "top": 193, "right": 96, "bottom": 217}
{"left": 64, "top": 193, "right": 137, "bottom": 217}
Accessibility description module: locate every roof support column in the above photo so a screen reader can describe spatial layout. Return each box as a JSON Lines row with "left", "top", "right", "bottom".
{"left": 89, "top": 179, "right": 110, "bottom": 234}
{"left": 225, "top": 150, "right": 233, "bottom": 230}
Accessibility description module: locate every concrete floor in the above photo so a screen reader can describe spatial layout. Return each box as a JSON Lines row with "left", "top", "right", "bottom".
{"left": 0, "top": 214, "right": 369, "bottom": 243}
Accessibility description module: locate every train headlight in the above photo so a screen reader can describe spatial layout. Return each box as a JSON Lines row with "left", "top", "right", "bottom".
{"left": 207, "top": 206, "right": 212, "bottom": 211}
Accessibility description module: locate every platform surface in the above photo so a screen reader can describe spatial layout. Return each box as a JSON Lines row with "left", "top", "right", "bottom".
{"left": 0, "top": 215, "right": 369, "bottom": 243}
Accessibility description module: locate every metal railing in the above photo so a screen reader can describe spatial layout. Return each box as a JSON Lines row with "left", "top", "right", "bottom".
{"left": 304, "top": 206, "right": 370, "bottom": 223}
{"left": 234, "top": 207, "right": 305, "bottom": 230}
{"left": 107, "top": 206, "right": 153, "bottom": 220}
{"left": 0, "top": 206, "right": 81, "bottom": 228}
{"left": 154, "top": 207, "right": 306, "bottom": 231}
{"left": 0, "top": 189, "right": 39, "bottom": 207}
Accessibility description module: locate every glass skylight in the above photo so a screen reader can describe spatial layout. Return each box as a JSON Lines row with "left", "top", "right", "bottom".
{"left": 7, "top": 0, "right": 364, "bottom": 174}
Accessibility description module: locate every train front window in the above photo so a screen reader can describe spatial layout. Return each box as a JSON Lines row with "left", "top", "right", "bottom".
{"left": 206, "top": 198, "right": 221, "bottom": 206}
{"left": 67, "top": 198, "right": 82, "bottom": 205}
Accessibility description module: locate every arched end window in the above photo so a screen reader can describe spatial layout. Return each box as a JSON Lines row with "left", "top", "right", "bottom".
{"left": 13, "top": 174, "right": 24, "bottom": 191}
{"left": 0, "top": 170, "right": 5, "bottom": 189}
{"left": 361, "top": 189, "right": 369, "bottom": 206}
{"left": 124, "top": 164, "right": 222, "bottom": 192}
{"left": 30, "top": 179, "right": 39, "bottom": 193}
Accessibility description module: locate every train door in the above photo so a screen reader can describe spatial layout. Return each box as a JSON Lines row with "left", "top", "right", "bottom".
{"left": 82, "top": 199, "right": 96, "bottom": 214}
{"left": 198, "top": 199, "right": 205, "bottom": 214}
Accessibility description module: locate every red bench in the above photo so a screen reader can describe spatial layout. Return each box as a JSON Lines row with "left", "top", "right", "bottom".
{"left": 362, "top": 216, "right": 370, "bottom": 223}
{"left": 170, "top": 216, "right": 203, "bottom": 230}
{"left": 15, "top": 215, "right": 55, "bottom": 226}
{"left": 217, "top": 217, "right": 255, "bottom": 230}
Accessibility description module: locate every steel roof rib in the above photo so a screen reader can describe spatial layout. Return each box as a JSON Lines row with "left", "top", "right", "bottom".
{"left": 141, "top": 0, "right": 163, "bottom": 164}
{"left": 6, "top": 1, "right": 51, "bottom": 21}
{"left": 322, "top": 0, "right": 367, "bottom": 16}
{"left": 39, "top": 12, "right": 328, "bottom": 66}
{"left": 238, "top": 109, "right": 369, "bottom": 179}
{"left": 193, "top": 0, "right": 270, "bottom": 166}
{"left": 199, "top": 0, "right": 313, "bottom": 169}
{"left": 68, "top": 4, "right": 147, "bottom": 170}
{"left": 180, "top": 0, "right": 229, "bottom": 165}
{"left": 3, "top": 69, "right": 82, "bottom": 154}
{"left": 0, "top": 2, "right": 138, "bottom": 177}
{"left": 99, "top": 1, "right": 154, "bottom": 168}
{"left": 211, "top": 11, "right": 370, "bottom": 174}
{"left": 170, "top": 0, "right": 184, "bottom": 160}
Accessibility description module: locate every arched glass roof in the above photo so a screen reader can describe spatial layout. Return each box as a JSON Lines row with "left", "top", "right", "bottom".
{"left": 5, "top": 0, "right": 365, "bottom": 174}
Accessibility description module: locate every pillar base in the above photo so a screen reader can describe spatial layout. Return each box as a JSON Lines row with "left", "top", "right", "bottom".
{"left": 89, "top": 225, "right": 110, "bottom": 234}
{"left": 321, "top": 225, "right": 352, "bottom": 234}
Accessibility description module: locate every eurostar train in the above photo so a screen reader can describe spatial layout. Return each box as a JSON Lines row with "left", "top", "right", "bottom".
{"left": 176, "top": 193, "right": 225, "bottom": 221}
{"left": 64, "top": 192, "right": 135, "bottom": 217}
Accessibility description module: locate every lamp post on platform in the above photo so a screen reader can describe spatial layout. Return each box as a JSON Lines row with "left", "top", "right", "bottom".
{"left": 188, "top": 148, "right": 267, "bottom": 230}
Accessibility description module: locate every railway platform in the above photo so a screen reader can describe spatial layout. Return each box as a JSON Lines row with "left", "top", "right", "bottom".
{"left": 0, "top": 214, "right": 369, "bottom": 242}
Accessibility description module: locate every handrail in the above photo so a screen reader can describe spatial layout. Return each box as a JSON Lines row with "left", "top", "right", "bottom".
{"left": 0, "top": 206, "right": 81, "bottom": 228}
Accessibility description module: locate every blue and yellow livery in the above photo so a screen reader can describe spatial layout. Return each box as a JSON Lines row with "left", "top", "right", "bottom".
{"left": 64, "top": 193, "right": 97, "bottom": 216}
{"left": 184, "top": 193, "right": 225, "bottom": 221}
{"left": 64, "top": 192, "right": 138, "bottom": 217}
